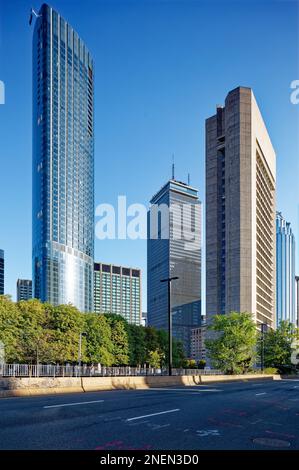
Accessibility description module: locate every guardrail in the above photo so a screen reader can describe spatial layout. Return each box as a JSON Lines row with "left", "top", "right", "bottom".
{"left": 0, "top": 364, "right": 223, "bottom": 378}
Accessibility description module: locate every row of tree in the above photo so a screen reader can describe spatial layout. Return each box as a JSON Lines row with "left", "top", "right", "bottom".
{"left": 1, "top": 296, "right": 297, "bottom": 373}
{"left": 0, "top": 296, "right": 186, "bottom": 367}
{"left": 206, "top": 312, "right": 299, "bottom": 374}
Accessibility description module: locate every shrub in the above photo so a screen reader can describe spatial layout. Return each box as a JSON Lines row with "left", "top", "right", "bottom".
{"left": 263, "top": 367, "right": 278, "bottom": 375}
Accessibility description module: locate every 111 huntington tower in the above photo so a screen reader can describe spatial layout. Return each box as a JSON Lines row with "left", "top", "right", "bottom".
{"left": 206, "top": 87, "right": 276, "bottom": 329}
{"left": 32, "top": 4, "right": 94, "bottom": 311}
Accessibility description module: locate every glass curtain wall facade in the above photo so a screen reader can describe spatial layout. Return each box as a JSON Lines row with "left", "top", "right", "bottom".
{"left": 147, "top": 179, "right": 202, "bottom": 356}
{"left": 276, "top": 212, "right": 296, "bottom": 325}
{"left": 32, "top": 4, "right": 94, "bottom": 311}
{"left": 94, "top": 263, "right": 141, "bottom": 325}
{"left": 296, "top": 276, "right": 299, "bottom": 328}
{"left": 0, "top": 250, "right": 4, "bottom": 295}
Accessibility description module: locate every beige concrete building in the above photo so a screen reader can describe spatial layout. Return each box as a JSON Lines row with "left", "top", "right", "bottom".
{"left": 206, "top": 87, "right": 276, "bottom": 329}
{"left": 190, "top": 326, "right": 206, "bottom": 362}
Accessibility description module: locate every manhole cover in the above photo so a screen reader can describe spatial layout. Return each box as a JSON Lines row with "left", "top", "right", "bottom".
{"left": 253, "top": 437, "right": 290, "bottom": 448}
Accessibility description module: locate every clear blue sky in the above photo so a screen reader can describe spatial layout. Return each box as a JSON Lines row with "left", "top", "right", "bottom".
{"left": 0, "top": 0, "right": 298, "bottom": 312}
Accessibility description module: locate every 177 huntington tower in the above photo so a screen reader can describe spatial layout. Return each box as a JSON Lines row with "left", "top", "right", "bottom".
{"left": 206, "top": 87, "right": 276, "bottom": 329}
{"left": 32, "top": 4, "right": 94, "bottom": 311}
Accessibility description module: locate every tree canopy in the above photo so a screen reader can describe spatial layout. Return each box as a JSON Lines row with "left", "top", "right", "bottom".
{"left": 0, "top": 296, "right": 186, "bottom": 367}
{"left": 260, "top": 320, "right": 299, "bottom": 374}
{"left": 205, "top": 311, "right": 257, "bottom": 374}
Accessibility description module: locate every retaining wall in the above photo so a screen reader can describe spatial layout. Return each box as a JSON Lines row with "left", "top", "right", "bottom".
{"left": 0, "top": 373, "right": 280, "bottom": 398}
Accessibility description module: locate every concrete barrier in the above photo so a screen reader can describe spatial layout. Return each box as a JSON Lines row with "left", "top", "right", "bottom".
{"left": 0, "top": 377, "right": 82, "bottom": 398}
{"left": 199, "top": 373, "right": 281, "bottom": 384}
{"left": 0, "top": 373, "right": 280, "bottom": 398}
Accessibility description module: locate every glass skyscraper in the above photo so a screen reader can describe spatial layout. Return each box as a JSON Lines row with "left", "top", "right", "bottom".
{"left": 32, "top": 4, "right": 94, "bottom": 311}
{"left": 147, "top": 179, "right": 202, "bottom": 356}
{"left": 0, "top": 249, "right": 4, "bottom": 295}
{"left": 276, "top": 212, "right": 296, "bottom": 325}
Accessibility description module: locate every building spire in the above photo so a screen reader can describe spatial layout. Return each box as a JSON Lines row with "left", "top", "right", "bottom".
{"left": 172, "top": 154, "right": 175, "bottom": 180}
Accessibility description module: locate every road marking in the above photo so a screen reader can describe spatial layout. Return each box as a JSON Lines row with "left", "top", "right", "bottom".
{"left": 280, "top": 379, "right": 299, "bottom": 382}
{"left": 146, "top": 388, "right": 221, "bottom": 392}
{"left": 43, "top": 399, "right": 104, "bottom": 409}
{"left": 255, "top": 392, "right": 267, "bottom": 396}
{"left": 126, "top": 408, "right": 180, "bottom": 422}
{"left": 197, "top": 429, "right": 220, "bottom": 437}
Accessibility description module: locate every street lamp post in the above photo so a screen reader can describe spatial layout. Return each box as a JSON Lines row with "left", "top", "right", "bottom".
{"left": 160, "top": 276, "right": 179, "bottom": 376}
{"left": 260, "top": 323, "right": 268, "bottom": 372}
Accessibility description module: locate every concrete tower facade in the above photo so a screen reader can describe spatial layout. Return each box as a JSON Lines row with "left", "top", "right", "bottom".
{"left": 206, "top": 87, "right": 276, "bottom": 329}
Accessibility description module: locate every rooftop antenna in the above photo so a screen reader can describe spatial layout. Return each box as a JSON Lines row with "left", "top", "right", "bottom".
{"left": 188, "top": 173, "right": 190, "bottom": 186}
{"left": 172, "top": 154, "right": 175, "bottom": 180}
{"left": 29, "top": 7, "right": 41, "bottom": 26}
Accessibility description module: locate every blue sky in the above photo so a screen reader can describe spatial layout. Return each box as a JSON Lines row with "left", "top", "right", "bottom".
{"left": 0, "top": 0, "right": 298, "bottom": 312}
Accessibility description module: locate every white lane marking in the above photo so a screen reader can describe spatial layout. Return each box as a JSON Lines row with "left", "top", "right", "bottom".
{"left": 145, "top": 388, "right": 221, "bottom": 392}
{"left": 126, "top": 408, "right": 180, "bottom": 422}
{"left": 43, "top": 399, "right": 104, "bottom": 409}
{"left": 255, "top": 392, "right": 267, "bottom": 396}
{"left": 197, "top": 429, "right": 220, "bottom": 437}
{"left": 280, "top": 379, "right": 299, "bottom": 382}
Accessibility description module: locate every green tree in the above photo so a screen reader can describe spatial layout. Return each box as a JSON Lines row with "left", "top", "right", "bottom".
{"left": 183, "top": 359, "right": 197, "bottom": 369}
{"left": 172, "top": 339, "right": 186, "bottom": 368}
{"left": 85, "top": 313, "right": 114, "bottom": 365}
{"left": 105, "top": 314, "right": 129, "bottom": 365}
{"left": 43, "top": 304, "right": 86, "bottom": 363}
{"left": 261, "top": 320, "right": 299, "bottom": 373}
{"left": 205, "top": 312, "right": 257, "bottom": 374}
{"left": 17, "top": 299, "right": 46, "bottom": 363}
{"left": 148, "top": 349, "right": 163, "bottom": 368}
{"left": 144, "top": 327, "right": 160, "bottom": 361}
{"left": 0, "top": 295, "right": 21, "bottom": 362}
{"left": 126, "top": 324, "right": 146, "bottom": 366}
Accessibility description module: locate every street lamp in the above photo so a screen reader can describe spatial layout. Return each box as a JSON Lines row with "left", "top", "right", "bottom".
{"left": 160, "top": 276, "right": 179, "bottom": 376}
{"left": 260, "top": 323, "right": 268, "bottom": 372}
{"left": 78, "top": 332, "right": 87, "bottom": 369}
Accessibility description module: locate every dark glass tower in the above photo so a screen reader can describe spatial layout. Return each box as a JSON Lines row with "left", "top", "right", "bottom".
{"left": 147, "top": 179, "right": 202, "bottom": 356}
{"left": 32, "top": 4, "right": 94, "bottom": 311}
{"left": 0, "top": 249, "right": 4, "bottom": 295}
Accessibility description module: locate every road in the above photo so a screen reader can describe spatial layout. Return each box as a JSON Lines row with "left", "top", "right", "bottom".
{"left": 0, "top": 379, "right": 298, "bottom": 450}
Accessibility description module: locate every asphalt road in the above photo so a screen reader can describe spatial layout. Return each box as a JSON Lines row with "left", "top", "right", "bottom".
{"left": 0, "top": 379, "right": 298, "bottom": 450}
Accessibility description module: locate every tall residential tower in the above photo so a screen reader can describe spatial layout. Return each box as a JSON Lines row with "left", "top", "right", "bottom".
{"left": 32, "top": 4, "right": 94, "bottom": 311}
{"left": 206, "top": 87, "right": 276, "bottom": 329}
{"left": 147, "top": 179, "right": 202, "bottom": 356}
{"left": 94, "top": 263, "right": 142, "bottom": 325}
